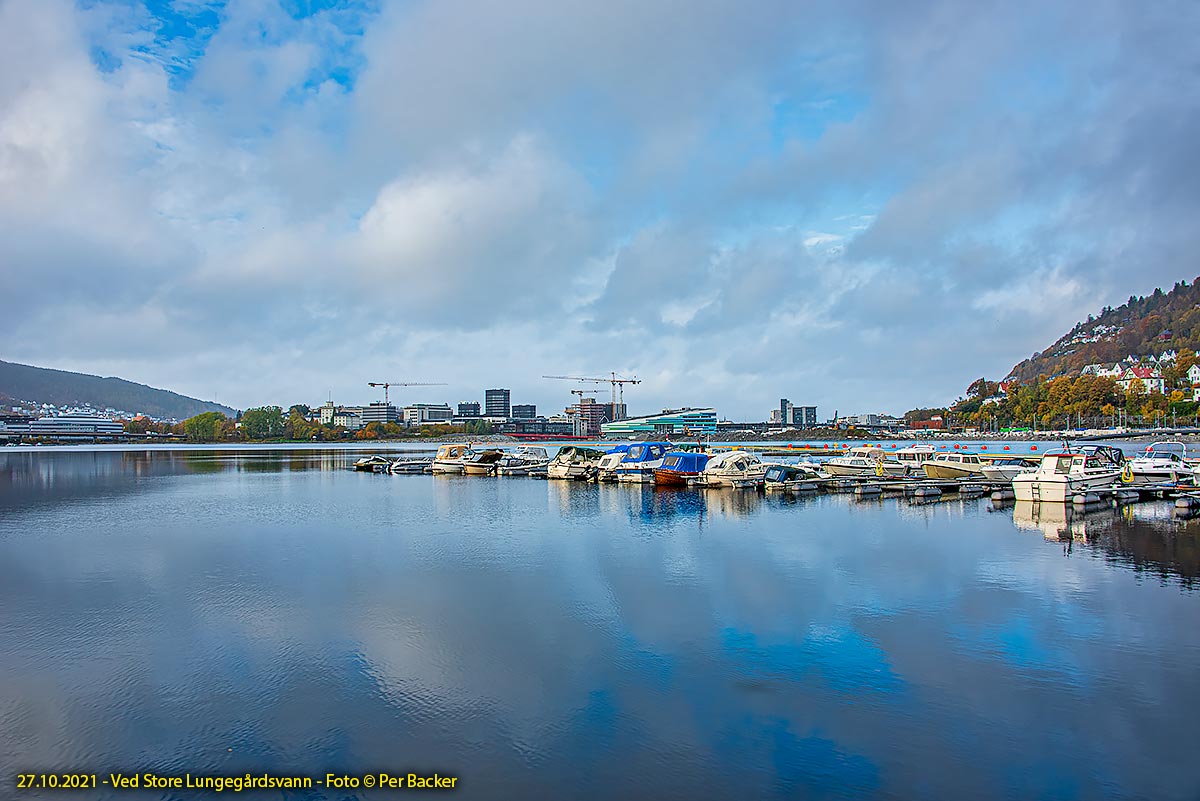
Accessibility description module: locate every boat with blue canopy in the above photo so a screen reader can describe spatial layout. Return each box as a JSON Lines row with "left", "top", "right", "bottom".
{"left": 653, "top": 451, "right": 709, "bottom": 486}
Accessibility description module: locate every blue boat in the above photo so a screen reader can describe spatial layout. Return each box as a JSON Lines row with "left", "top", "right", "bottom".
{"left": 614, "top": 442, "right": 673, "bottom": 483}
{"left": 653, "top": 451, "right": 709, "bottom": 486}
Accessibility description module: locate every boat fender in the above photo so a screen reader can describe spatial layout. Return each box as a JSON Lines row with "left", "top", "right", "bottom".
{"left": 875, "top": 460, "right": 885, "bottom": 477}
{"left": 1121, "top": 464, "right": 1134, "bottom": 484}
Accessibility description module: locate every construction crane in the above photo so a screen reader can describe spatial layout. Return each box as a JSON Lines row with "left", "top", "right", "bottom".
{"left": 367, "top": 381, "right": 447, "bottom": 406}
{"left": 543, "top": 372, "right": 641, "bottom": 422}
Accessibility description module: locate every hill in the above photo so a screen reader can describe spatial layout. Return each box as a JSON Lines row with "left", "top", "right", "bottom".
{"left": 1005, "top": 278, "right": 1200, "bottom": 383}
{"left": 0, "top": 359, "right": 236, "bottom": 421}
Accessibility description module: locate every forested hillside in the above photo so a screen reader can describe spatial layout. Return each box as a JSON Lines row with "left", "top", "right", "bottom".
{"left": 0, "top": 359, "right": 235, "bottom": 420}
{"left": 1006, "top": 278, "right": 1200, "bottom": 382}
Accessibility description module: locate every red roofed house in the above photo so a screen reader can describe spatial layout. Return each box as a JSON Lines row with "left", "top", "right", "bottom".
{"left": 1117, "top": 366, "right": 1165, "bottom": 394}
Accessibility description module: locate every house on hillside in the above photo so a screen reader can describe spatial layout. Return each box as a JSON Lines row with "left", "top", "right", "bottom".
{"left": 1188, "top": 364, "right": 1200, "bottom": 402}
{"left": 1117, "top": 366, "right": 1165, "bottom": 395}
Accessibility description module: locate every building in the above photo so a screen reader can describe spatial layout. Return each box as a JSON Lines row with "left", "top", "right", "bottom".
{"left": 778, "top": 399, "right": 818, "bottom": 428}
{"left": 511, "top": 404, "right": 536, "bottom": 419}
{"left": 908, "top": 417, "right": 944, "bottom": 431}
{"left": 332, "top": 410, "right": 362, "bottom": 430}
{"left": 403, "top": 403, "right": 454, "bottom": 426}
{"left": 498, "top": 418, "right": 574, "bottom": 437}
{"left": 485, "top": 388, "right": 511, "bottom": 418}
{"left": 457, "top": 401, "right": 481, "bottom": 417}
{"left": 601, "top": 408, "right": 717, "bottom": 437}
{"left": 360, "top": 402, "right": 401, "bottom": 425}
{"left": 28, "top": 413, "right": 124, "bottom": 435}
{"left": 571, "top": 397, "right": 608, "bottom": 437}
{"left": 1117, "top": 366, "right": 1165, "bottom": 394}
{"left": 318, "top": 401, "right": 336, "bottom": 425}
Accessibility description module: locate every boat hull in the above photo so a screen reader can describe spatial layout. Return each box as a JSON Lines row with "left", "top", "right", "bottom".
{"left": 431, "top": 461, "right": 465, "bottom": 474}
{"left": 653, "top": 469, "right": 699, "bottom": 487}
{"left": 1012, "top": 471, "right": 1121, "bottom": 503}
{"left": 462, "top": 463, "right": 496, "bottom": 476}
{"left": 923, "top": 463, "right": 986, "bottom": 480}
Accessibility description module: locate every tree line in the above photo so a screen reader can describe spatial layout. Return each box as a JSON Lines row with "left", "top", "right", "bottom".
{"left": 122, "top": 405, "right": 498, "bottom": 443}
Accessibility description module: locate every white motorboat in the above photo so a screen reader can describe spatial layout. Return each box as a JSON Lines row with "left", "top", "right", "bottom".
{"left": 614, "top": 442, "right": 671, "bottom": 484}
{"left": 760, "top": 463, "right": 821, "bottom": 493}
{"left": 431, "top": 443, "right": 473, "bottom": 474}
{"left": 824, "top": 446, "right": 906, "bottom": 478}
{"left": 462, "top": 449, "right": 505, "bottom": 475}
{"left": 594, "top": 450, "right": 628, "bottom": 483}
{"left": 389, "top": 456, "right": 433, "bottom": 474}
{"left": 1011, "top": 446, "right": 1125, "bottom": 503}
{"left": 495, "top": 447, "right": 551, "bottom": 476}
{"left": 1126, "top": 441, "right": 1191, "bottom": 485}
{"left": 546, "top": 446, "right": 606, "bottom": 480}
{"left": 353, "top": 454, "right": 393, "bottom": 473}
{"left": 894, "top": 445, "right": 937, "bottom": 473}
{"left": 979, "top": 456, "right": 1039, "bottom": 483}
{"left": 921, "top": 452, "right": 987, "bottom": 479}
{"left": 699, "top": 450, "right": 770, "bottom": 488}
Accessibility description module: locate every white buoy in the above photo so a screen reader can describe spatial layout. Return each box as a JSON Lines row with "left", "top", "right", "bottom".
{"left": 1072, "top": 492, "right": 1101, "bottom": 506}
{"left": 1174, "top": 496, "right": 1200, "bottom": 510}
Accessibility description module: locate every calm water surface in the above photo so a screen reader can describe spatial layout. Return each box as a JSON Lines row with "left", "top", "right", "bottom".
{"left": 1, "top": 448, "right": 1198, "bottom": 800}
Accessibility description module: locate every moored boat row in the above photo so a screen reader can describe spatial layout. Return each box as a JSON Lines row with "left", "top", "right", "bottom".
{"left": 358, "top": 440, "right": 1200, "bottom": 501}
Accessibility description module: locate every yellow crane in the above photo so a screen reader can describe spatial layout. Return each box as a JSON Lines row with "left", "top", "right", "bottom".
{"left": 367, "top": 381, "right": 447, "bottom": 406}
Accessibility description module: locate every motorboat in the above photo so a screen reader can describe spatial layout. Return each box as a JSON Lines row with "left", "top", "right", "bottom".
{"left": 979, "top": 456, "right": 1039, "bottom": 483}
{"left": 389, "top": 456, "right": 434, "bottom": 474}
{"left": 546, "top": 446, "right": 607, "bottom": 480}
{"left": 353, "top": 454, "right": 393, "bottom": 473}
{"left": 1126, "top": 441, "right": 1191, "bottom": 485}
{"left": 1011, "top": 446, "right": 1125, "bottom": 503}
{"left": 594, "top": 445, "right": 632, "bottom": 483}
{"left": 824, "top": 446, "right": 906, "bottom": 478}
{"left": 431, "top": 443, "right": 473, "bottom": 474}
{"left": 462, "top": 449, "right": 505, "bottom": 475}
{"left": 921, "top": 452, "right": 987, "bottom": 479}
{"left": 894, "top": 445, "right": 937, "bottom": 473}
{"left": 652, "top": 451, "right": 709, "bottom": 487}
{"left": 614, "top": 442, "right": 671, "bottom": 483}
{"left": 761, "top": 463, "right": 820, "bottom": 493}
{"left": 495, "top": 447, "right": 551, "bottom": 476}
{"left": 699, "top": 450, "right": 769, "bottom": 488}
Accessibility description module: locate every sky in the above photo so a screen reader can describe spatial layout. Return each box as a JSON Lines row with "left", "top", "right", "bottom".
{"left": 1, "top": 0, "right": 1198, "bottom": 420}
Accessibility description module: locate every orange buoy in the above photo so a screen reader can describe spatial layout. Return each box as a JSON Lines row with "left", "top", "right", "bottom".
{"left": 981, "top": 445, "right": 987, "bottom": 450}
{"left": 1003, "top": 445, "right": 1010, "bottom": 450}
{"left": 1031, "top": 445, "right": 1038, "bottom": 451}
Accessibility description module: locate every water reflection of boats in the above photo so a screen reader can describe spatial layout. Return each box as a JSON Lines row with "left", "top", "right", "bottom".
{"left": 1012, "top": 500, "right": 1112, "bottom": 540}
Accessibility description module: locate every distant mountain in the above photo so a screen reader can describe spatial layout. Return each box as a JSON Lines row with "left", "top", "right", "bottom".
{"left": 0, "top": 359, "right": 236, "bottom": 420}
{"left": 1005, "top": 278, "right": 1200, "bottom": 383}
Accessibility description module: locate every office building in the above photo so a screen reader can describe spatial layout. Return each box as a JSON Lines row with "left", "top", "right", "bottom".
{"left": 511, "top": 404, "right": 536, "bottom": 419}
{"left": 600, "top": 408, "right": 717, "bottom": 437}
{"left": 360, "top": 402, "right": 401, "bottom": 425}
{"left": 332, "top": 410, "right": 362, "bottom": 430}
{"left": 778, "top": 399, "right": 818, "bottom": 428}
{"left": 485, "top": 388, "right": 511, "bottom": 418}
{"left": 26, "top": 413, "right": 123, "bottom": 435}
{"left": 457, "top": 401, "right": 481, "bottom": 417}
{"left": 403, "top": 404, "right": 454, "bottom": 426}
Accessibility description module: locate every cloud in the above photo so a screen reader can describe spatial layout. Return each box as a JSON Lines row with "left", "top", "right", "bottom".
{"left": 1, "top": 0, "right": 1198, "bottom": 417}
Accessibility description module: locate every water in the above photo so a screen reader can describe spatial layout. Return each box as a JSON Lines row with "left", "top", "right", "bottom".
{"left": 1, "top": 448, "right": 1198, "bottom": 800}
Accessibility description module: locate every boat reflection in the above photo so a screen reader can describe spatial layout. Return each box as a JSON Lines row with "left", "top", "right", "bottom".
{"left": 1013, "top": 500, "right": 1199, "bottom": 585}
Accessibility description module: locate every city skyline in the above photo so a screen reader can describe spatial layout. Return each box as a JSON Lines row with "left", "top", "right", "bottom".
{"left": 1, "top": 1, "right": 1197, "bottom": 419}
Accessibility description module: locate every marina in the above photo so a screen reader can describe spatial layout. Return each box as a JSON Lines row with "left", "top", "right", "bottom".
{"left": 2, "top": 445, "right": 1198, "bottom": 800}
